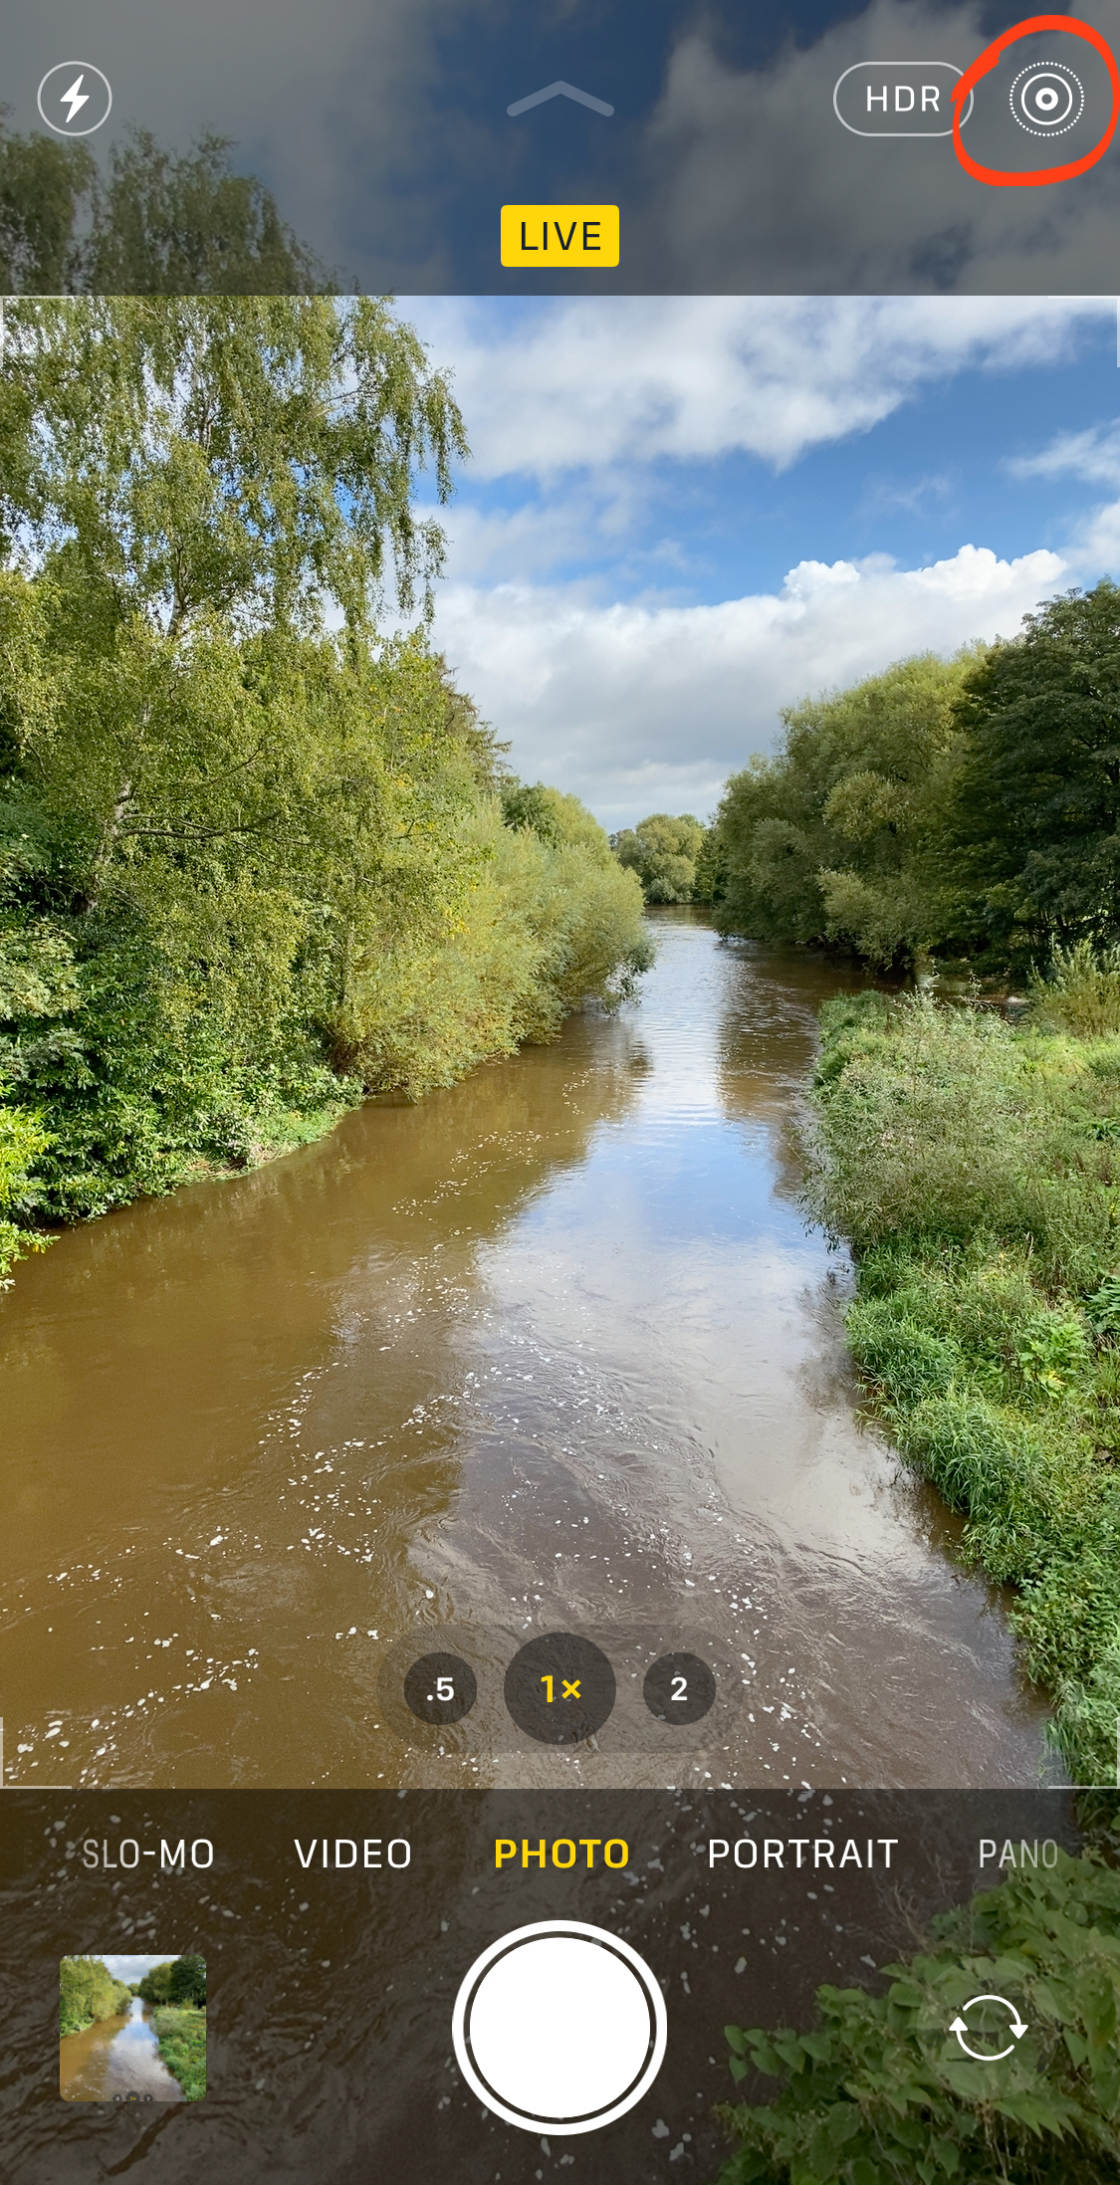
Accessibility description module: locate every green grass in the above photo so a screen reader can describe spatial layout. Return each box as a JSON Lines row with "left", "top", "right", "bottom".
{"left": 151, "top": 2006, "right": 206, "bottom": 2100}
{"left": 811, "top": 989, "right": 1120, "bottom": 1787}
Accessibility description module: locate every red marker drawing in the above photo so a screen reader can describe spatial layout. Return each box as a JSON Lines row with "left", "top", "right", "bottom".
{"left": 952, "top": 13, "right": 1118, "bottom": 184}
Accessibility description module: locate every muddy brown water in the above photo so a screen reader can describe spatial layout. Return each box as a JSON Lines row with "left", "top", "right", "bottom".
{"left": 0, "top": 912, "right": 1057, "bottom": 1789}
{"left": 59, "top": 1997, "right": 182, "bottom": 2101}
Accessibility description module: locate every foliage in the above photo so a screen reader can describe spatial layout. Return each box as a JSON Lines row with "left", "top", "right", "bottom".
{"left": 715, "top": 653, "right": 975, "bottom": 964}
{"left": 59, "top": 1956, "right": 131, "bottom": 2035}
{"left": 168, "top": 1952, "right": 207, "bottom": 2006}
{"left": 612, "top": 811, "right": 714, "bottom": 903}
{"left": 714, "top": 581, "right": 1120, "bottom": 974}
{"left": 151, "top": 2006, "right": 206, "bottom": 2100}
{"left": 0, "top": 300, "right": 649, "bottom": 1274}
{"left": 340, "top": 789, "right": 651, "bottom": 1096}
{"left": 811, "top": 991, "right": 1120, "bottom": 1784}
{"left": 1029, "top": 940, "right": 1120, "bottom": 1039}
{"left": 0, "top": 1092, "right": 51, "bottom": 1285}
{"left": 138, "top": 1954, "right": 206, "bottom": 2097}
{"left": 949, "top": 582, "right": 1120, "bottom": 964}
{"left": 0, "top": 294, "right": 465, "bottom": 626}
{"left": 716, "top": 1851, "right": 1120, "bottom": 2184}
{"left": 0, "top": 114, "right": 328, "bottom": 292}
{"left": 137, "top": 1960, "right": 176, "bottom": 2005}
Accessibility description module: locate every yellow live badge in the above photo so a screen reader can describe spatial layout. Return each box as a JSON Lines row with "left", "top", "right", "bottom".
{"left": 500, "top": 204, "right": 619, "bottom": 268}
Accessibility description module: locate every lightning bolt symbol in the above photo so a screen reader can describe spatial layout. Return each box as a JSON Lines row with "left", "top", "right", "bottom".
{"left": 60, "top": 74, "right": 89, "bottom": 125}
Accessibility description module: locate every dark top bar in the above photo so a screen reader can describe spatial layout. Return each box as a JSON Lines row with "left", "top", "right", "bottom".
{"left": 4, "top": 0, "right": 1120, "bottom": 293}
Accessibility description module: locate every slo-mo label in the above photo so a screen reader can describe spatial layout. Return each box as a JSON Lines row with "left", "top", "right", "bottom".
{"left": 81, "top": 1837, "right": 214, "bottom": 1869}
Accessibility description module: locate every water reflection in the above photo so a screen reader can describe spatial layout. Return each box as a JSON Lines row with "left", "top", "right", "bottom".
{"left": 59, "top": 1998, "right": 181, "bottom": 2101}
{"left": 0, "top": 912, "right": 1057, "bottom": 1788}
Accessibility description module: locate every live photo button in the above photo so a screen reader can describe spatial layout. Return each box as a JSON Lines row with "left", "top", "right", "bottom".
{"left": 500, "top": 204, "right": 619, "bottom": 267}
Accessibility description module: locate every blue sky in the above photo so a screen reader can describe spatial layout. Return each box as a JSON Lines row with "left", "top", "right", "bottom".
{"left": 399, "top": 296, "right": 1120, "bottom": 829}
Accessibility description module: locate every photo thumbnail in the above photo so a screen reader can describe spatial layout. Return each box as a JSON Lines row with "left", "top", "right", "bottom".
{"left": 59, "top": 1954, "right": 205, "bottom": 2102}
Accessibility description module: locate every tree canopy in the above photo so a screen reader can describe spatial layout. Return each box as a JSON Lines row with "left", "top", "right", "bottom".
{"left": 715, "top": 652, "right": 974, "bottom": 965}
{"left": 59, "top": 1957, "right": 132, "bottom": 2034}
{"left": 714, "top": 583, "right": 1120, "bottom": 972}
{"left": 0, "top": 299, "right": 649, "bottom": 1287}
{"left": 138, "top": 1954, "right": 206, "bottom": 2007}
{"left": 0, "top": 117, "right": 328, "bottom": 293}
{"left": 948, "top": 581, "right": 1120, "bottom": 960}
{"left": 612, "top": 811, "right": 716, "bottom": 903}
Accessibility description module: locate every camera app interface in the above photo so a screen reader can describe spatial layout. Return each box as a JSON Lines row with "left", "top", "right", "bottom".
{"left": 0, "top": 3, "right": 1118, "bottom": 2180}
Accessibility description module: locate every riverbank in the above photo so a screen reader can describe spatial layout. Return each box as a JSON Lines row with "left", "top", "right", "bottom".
{"left": 810, "top": 988, "right": 1120, "bottom": 1788}
{"left": 150, "top": 2006, "right": 206, "bottom": 2100}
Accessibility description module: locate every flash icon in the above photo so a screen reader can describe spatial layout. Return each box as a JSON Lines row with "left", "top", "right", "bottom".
{"left": 37, "top": 61, "right": 113, "bottom": 137}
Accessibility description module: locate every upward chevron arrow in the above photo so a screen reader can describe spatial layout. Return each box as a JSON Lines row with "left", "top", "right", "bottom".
{"left": 507, "top": 81, "right": 614, "bottom": 117}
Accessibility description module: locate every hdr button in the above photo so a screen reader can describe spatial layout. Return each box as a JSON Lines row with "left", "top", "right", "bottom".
{"left": 833, "top": 61, "right": 973, "bottom": 136}
{"left": 501, "top": 204, "right": 619, "bottom": 268}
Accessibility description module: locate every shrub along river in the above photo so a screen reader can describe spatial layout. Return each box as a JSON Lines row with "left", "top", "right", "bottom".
{"left": 1, "top": 911, "right": 1057, "bottom": 1789}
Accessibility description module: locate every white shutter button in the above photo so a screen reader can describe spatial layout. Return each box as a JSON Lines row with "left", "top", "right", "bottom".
{"left": 452, "top": 1920, "right": 667, "bottom": 2134}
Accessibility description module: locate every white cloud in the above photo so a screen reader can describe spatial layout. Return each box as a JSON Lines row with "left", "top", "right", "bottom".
{"left": 1006, "top": 421, "right": 1120, "bottom": 572}
{"left": 1075, "top": 501, "right": 1120, "bottom": 567}
{"left": 1009, "top": 420, "right": 1120, "bottom": 488}
{"left": 433, "top": 542, "right": 1066, "bottom": 828}
{"left": 406, "top": 295, "right": 1108, "bottom": 484}
{"left": 403, "top": 296, "right": 1108, "bottom": 827}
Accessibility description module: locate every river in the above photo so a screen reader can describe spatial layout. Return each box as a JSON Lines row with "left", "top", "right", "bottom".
{"left": 0, "top": 912, "right": 1056, "bottom": 1789}
{"left": 59, "top": 1996, "right": 182, "bottom": 2101}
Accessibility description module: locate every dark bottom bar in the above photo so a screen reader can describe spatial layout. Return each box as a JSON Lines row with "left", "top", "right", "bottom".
{"left": 4, "top": 1789, "right": 1117, "bottom": 2181}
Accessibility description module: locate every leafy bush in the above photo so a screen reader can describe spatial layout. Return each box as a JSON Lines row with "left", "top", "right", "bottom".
{"left": 59, "top": 1957, "right": 131, "bottom": 2035}
{"left": 812, "top": 992, "right": 1120, "bottom": 1783}
{"left": 1030, "top": 941, "right": 1120, "bottom": 1038}
{"left": 716, "top": 1852, "right": 1120, "bottom": 2185}
{"left": 714, "top": 652, "right": 975, "bottom": 964}
{"left": 151, "top": 2006, "right": 206, "bottom": 2100}
{"left": 0, "top": 300, "right": 651, "bottom": 1269}
{"left": 0, "top": 1094, "right": 51, "bottom": 1284}
{"left": 612, "top": 811, "right": 712, "bottom": 903}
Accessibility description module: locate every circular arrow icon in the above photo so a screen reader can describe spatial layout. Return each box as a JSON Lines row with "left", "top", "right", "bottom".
{"left": 949, "top": 1993, "right": 1028, "bottom": 2061}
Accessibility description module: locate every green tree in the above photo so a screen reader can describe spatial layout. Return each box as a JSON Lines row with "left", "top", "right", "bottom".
{"left": 0, "top": 294, "right": 465, "bottom": 634}
{"left": 716, "top": 652, "right": 975, "bottom": 964}
{"left": 168, "top": 1952, "right": 206, "bottom": 2006}
{"left": 0, "top": 297, "right": 469, "bottom": 1228}
{"left": 0, "top": 116, "right": 328, "bottom": 293}
{"left": 949, "top": 580, "right": 1120, "bottom": 963}
{"left": 0, "top": 122, "right": 93, "bottom": 291}
{"left": 612, "top": 812, "right": 707, "bottom": 902}
{"left": 0, "top": 301, "right": 650, "bottom": 1272}
{"left": 138, "top": 1961, "right": 176, "bottom": 2005}
{"left": 59, "top": 1956, "right": 131, "bottom": 2034}
{"left": 692, "top": 823, "right": 726, "bottom": 905}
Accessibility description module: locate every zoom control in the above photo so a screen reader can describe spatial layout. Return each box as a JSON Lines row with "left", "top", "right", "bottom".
{"left": 391, "top": 1626, "right": 724, "bottom": 1753}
